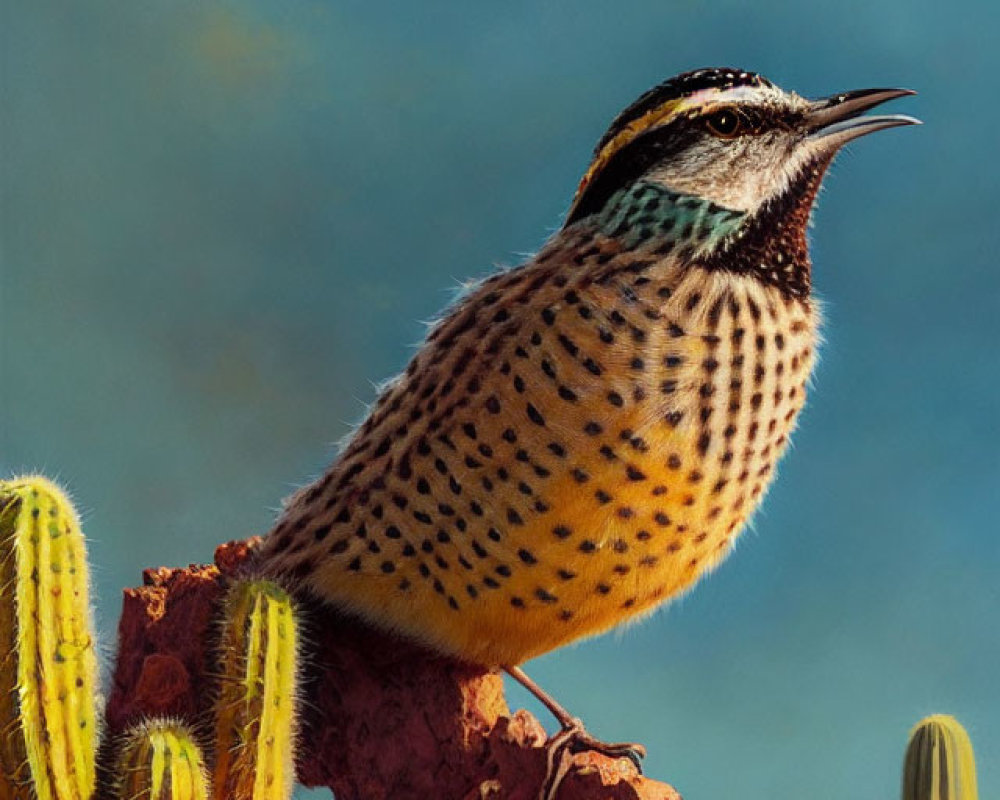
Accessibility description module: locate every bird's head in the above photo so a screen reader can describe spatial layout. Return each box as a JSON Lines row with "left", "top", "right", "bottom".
{"left": 565, "top": 67, "right": 918, "bottom": 236}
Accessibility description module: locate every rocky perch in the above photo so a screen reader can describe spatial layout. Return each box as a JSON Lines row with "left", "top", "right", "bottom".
{"left": 104, "top": 539, "right": 681, "bottom": 800}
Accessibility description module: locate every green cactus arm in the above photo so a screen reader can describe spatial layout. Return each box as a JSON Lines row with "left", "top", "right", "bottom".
{"left": 903, "top": 714, "right": 979, "bottom": 800}
{"left": 0, "top": 476, "right": 98, "bottom": 800}
{"left": 255, "top": 586, "right": 298, "bottom": 798}
{"left": 212, "top": 579, "right": 299, "bottom": 800}
{"left": 116, "top": 719, "right": 209, "bottom": 800}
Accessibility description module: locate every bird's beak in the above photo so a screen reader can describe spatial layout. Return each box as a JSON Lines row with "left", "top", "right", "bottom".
{"left": 805, "top": 88, "right": 920, "bottom": 146}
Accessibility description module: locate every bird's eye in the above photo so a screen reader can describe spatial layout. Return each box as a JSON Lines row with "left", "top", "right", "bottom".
{"left": 705, "top": 107, "right": 742, "bottom": 138}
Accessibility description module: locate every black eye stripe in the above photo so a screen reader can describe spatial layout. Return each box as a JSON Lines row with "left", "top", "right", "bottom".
{"left": 703, "top": 106, "right": 801, "bottom": 137}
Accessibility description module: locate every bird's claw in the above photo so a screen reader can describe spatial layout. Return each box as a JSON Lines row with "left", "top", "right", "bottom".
{"left": 539, "top": 718, "right": 647, "bottom": 799}
{"left": 560, "top": 716, "right": 646, "bottom": 771}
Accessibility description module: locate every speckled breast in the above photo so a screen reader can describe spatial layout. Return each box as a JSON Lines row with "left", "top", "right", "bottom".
{"left": 263, "top": 235, "right": 817, "bottom": 667}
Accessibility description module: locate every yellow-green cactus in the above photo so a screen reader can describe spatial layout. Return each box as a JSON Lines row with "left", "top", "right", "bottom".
{"left": 0, "top": 476, "right": 98, "bottom": 800}
{"left": 211, "top": 579, "right": 299, "bottom": 800}
{"left": 115, "top": 719, "right": 210, "bottom": 800}
{"left": 903, "top": 714, "right": 979, "bottom": 800}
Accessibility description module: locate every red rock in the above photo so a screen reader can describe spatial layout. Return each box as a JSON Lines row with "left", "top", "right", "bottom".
{"left": 103, "top": 539, "right": 681, "bottom": 799}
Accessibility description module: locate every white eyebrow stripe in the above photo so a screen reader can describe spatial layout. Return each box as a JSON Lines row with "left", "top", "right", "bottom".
{"left": 680, "top": 85, "right": 771, "bottom": 110}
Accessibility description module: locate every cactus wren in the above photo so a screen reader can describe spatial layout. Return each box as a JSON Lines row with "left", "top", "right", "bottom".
{"left": 259, "top": 68, "right": 916, "bottom": 769}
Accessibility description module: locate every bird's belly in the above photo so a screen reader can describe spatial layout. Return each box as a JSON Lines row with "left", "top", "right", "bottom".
{"left": 441, "top": 288, "right": 815, "bottom": 664}
{"left": 459, "top": 410, "right": 799, "bottom": 664}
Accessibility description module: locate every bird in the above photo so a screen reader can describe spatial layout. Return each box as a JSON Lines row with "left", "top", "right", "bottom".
{"left": 258, "top": 67, "right": 917, "bottom": 780}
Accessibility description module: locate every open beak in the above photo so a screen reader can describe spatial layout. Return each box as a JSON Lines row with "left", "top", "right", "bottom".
{"left": 805, "top": 88, "right": 920, "bottom": 146}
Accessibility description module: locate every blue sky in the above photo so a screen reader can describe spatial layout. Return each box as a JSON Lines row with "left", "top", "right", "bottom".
{"left": 2, "top": 1, "right": 997, "bottom": 797}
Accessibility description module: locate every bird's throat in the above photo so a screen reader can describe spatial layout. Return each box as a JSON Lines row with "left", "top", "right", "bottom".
{"left": 594, "top": 181, "right": 746, "bottom": 256}
{"left": 701, "top": 155, "right": 834, "bottom": 299}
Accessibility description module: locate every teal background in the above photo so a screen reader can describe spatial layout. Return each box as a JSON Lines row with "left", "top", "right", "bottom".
{"left": 2, "top": 2, "right": 997, "bottom": 797}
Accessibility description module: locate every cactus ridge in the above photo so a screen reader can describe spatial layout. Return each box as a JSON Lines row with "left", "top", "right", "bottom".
{"left": 903, "top": 714, "right": 979, "bottom": 800}
{"left": 0, "top": 476, "right": 98, "bottom": 800}
{"left": 212, "top": 578, "right": 299, "bottom": 800}
{"left": 115, "top": 719, "right": 209, "bottom": 800}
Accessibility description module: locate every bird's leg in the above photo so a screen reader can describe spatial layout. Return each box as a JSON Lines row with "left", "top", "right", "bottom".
{"left": 504, "top": 665, "right": 647, "bottom": 778}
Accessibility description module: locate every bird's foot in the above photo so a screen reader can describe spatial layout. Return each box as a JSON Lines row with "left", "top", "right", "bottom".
{"left": 539, "top": 717, "right": 647, "bottom": 800}
{"left": 559, "top": 716, "right": 646, "bottom": 767}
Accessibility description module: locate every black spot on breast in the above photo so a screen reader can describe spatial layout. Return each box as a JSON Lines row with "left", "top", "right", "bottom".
{"left": 535, "top": 588, "right": 558, "bottom": 604}
{"left": 558, "top": 334, "right": 579, "bottom": 357}
{"left": 313, "top": 524, "right": 331, "bottom": 542}
{"left": 626, "top": 466, "right": 646, "bottom": 481}
{"left": 557, "top": 386, "right": 577, "bottom": 402}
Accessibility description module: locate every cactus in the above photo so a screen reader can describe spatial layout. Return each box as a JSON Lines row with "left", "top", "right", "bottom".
{"left": 902, "top": 714, "right": 979, "bottom": 800}
{"left": 0, "top": 476, "right": 98, "bottom": 800}
{"left": 211, "top": 579, "right": 299, "bottom": 800}
{"left": 115, "top": 719, "right": 209, "bottom": 800}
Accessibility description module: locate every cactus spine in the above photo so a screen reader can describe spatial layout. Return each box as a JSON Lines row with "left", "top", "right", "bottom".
{"left": 212, "top": 579, "right": 298, "bottom": 800}
{"left": 115, "top": 719, "right": 209, "bottom": 800}
{"left": 0, "top": 476, "right": 98, "bottom": 800}
{"left": 903, "top": 714, "right": 979, "bottom": 800}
